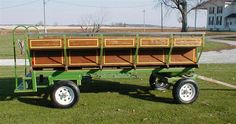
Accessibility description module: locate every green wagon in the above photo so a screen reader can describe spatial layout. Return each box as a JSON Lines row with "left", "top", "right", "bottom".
{"left": 12, "top": 25, "right": 205, "bottom": 108}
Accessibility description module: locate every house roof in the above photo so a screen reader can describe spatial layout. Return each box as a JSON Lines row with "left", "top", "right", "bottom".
{"left": 198, "top": 0, "right": 236, "bottom": 9}
{"left": 226, "top": 13, "right": 236, "bottom": 18}
{"left": 225, "top": 0, "right": 236, "bottom": 2}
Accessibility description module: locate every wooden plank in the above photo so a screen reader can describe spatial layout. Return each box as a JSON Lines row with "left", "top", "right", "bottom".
{"left": 104, "top": 38, "right": 135, "bottom": 48}
{"left": 68, "top": 50, "right": 99, "bottom": 66}
{"left": 32, "top": 50, "right": 64, "bottom": 67}
{"left": 170, "top": 48, "right": 196, "bottom": 64}
{"left": 67, "top": 38, "right": 99, "bottom": 48}
{"left": 137, "top": 49, "right": 165, "bottom": 65}
{"left": 29, "top": 39, "right": 63, "bottom": 49}
{"left": 103, "top": 49, "right": 133, "bottom": 65}
{"left": 173, "top": 38, "right": 202, "bottom": 47}
{"left": 140, "top": 38, "right": 169, "bottom": 47}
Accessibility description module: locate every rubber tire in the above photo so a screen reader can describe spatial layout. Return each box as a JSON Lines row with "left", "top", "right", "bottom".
{"left": 149, "top": 73, "right": 158, "bottom": 90}
{"left": 149, "top": 73, "right": 169, "bottom": 90}
{"left": 50, "top": 80, "right": 80, "bottom": 108}
{"left": 172, "top": 79, "right": 199, "bottom": 104}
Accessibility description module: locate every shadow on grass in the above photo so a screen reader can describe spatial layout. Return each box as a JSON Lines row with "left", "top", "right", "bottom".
{"left": 0, "top": 77, "right": 174, "bottom": 107}
{"left": 3, "top": 77, "right": 235, "bottom": 108}
{"left": 0, "top": 77, "right": 52, "bottom": 108}
{"left": 0, "top": 77, "right": 16, "bottom": 101}
{"left": 80, "top": 79, "right": 174, "bottom": 104}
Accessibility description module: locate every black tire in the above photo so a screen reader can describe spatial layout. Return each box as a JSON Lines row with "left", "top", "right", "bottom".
{"left": 172, "top": 79, "right": 199, "bottom": 104}
{"left": 149, "top": 73, "right": 169, "bottom": 90}
{"left": 50, "top": 80, "right": 80, "bottom": 108}
{"left": 149, "top": 73, "right": 157, "bottom": 89}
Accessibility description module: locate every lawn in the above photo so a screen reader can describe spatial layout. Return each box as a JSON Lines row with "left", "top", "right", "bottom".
{"left": 196, "top": 64, "right": 236, "bottom": 85}
{"left": 0, "top": 65, "right": 235, "bottom": 124}
{"left": 222, "top": 37, "right": 236, "bottom": 41}
{"left": 203, "top": 40, "right": 236, "bottom": 52}
{"left": 0, "top": 34, "right": 24, "bottom": 59}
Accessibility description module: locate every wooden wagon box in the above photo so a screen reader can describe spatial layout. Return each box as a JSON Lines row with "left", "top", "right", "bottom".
{"left": 28, "top": 36, "right": 202, "bottom": 68}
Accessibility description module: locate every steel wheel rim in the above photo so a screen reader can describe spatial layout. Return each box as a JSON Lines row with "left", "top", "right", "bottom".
{"left": 179, "top": 83, "right": 196, "bottom": 102}
{"left": 55, "top": 86, "right": 75, "bottom": 105}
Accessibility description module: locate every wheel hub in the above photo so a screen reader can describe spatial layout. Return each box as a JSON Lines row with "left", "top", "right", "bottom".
{"left": 179, "top": 83, "right": 196, "bottom": 102}
{"left": 55, "top": 86, "right": 75, "bottom": 105}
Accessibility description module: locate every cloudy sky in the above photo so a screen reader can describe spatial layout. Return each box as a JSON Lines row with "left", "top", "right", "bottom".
{"left": 0, "top": 0, "right": 207, "bottom": 27}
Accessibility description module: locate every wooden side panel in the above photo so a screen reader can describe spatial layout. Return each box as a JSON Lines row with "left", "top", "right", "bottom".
{"left": 67, "top": 38, "right": 99, "bottom": 48}
{"left": 170, "top": 48, "right": 196, "bottom": 64}
{"left": 104, "top": 38, "right": 135, "bottom": 48}
{"left": 140, "top": 38, "right": 169, "bottom": 47}
{"left": 137, "top": 49, "right": 165, "bottom": 65}
{"left": 104, "top": 49, "right": 133, "bottom": 66}
{"left": 69, "top": 50, "right": 99, "bottom": 66}
{"left": 29, "top": 39, "right": 63, "bottom": 49}
{"left": 32, "top": 50, "right": 64, "bottom": 67}
{"left": 174, "top": 38, "right": 202, "bottom": 47}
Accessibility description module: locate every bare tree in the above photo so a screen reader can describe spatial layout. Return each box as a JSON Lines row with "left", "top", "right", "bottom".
{"left": 156, "top": 0, "right": 207, "bottom": 32}
{"left": 80, "top": 13, "right": 105, "bottom": 34}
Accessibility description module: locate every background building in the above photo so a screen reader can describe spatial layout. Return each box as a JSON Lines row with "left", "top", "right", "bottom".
{"left": 202, "top": 0, "right": 236, "bottom": 31}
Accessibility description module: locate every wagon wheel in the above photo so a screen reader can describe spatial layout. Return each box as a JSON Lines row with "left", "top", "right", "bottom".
{"left": 149, "top": 73, "right": 170, "bottom": 90}
{"left": 172, "top": 79, "right": 199, "bottom": 104}
{"left": 50, "top": 80, "right": 80, "bottom": 108}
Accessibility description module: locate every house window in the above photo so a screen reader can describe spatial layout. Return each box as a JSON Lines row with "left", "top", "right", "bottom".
{"left": 216, "top": 16, "right": 222, "bottom": 25}
{"left": 212, "top": 17, "right": 215, "bottom": 25}
{"left": 208, "top": 16, "right": 215, "bottom": 25}
{"left": 217, "top": 6, "right": 223, "bottom": 14}
{"left": 209, "top": 7, "right": 215, "bottom": 14}
{"left": 219, "top": 16, "right": 222, "bottom": 25}
{"left": 208, "top": 17, "right": 211, "bottom": 25}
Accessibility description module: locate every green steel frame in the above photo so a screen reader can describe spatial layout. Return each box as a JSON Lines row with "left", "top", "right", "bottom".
{"left": 12, "top": 26, "right": 205, "bottom": 93}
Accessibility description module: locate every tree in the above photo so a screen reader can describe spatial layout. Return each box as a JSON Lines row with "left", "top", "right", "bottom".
{"left": 156, "top": 0, "right": 207, "bottom": 32}
{"left": 80, "top": 11, "right": 108, "bottom": 34}
{"left": 36, "top": 21, "right": 43, "bottom": 26}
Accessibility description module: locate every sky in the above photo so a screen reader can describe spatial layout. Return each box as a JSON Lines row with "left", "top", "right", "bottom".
{"left": 0, "top": 0, "right": 207, "bottom": 27}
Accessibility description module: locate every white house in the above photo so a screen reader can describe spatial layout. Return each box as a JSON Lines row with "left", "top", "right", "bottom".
{"left": 201, "top": 0, "right": 236, "bottom": 31}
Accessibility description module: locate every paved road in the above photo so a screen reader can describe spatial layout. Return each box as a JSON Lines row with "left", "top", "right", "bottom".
{"left": 199, "top": 35, "right": 236, "bottom": 64}
{"left": 0, "top": 35, "right": 236, "bottom": 66}
{"left": 0, "top": 59, "right": 29, "bottom": 66}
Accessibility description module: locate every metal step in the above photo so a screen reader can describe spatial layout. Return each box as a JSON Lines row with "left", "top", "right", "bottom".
{"left": 14, "top": 72, "right": 36, "bottom": 93}
{"left": 14, "top": 89, "right": 35, "bottom": 93}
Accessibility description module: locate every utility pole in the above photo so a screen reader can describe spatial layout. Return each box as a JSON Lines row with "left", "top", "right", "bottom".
{"left": 194, "top": 8, "right": 197, "bottom": 31}
{"left": 161, "top": 2, "right": 163, "bottom": 32}
{"left": 43, "top": 0, "right": 47, "bottom": 33}
{"left": 143, "top": 9, "right": 146, "bottom": 32}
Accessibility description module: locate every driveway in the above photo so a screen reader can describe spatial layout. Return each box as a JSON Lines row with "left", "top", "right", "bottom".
{"left": 199, "top": 35, "right": 236, "bottom": 64}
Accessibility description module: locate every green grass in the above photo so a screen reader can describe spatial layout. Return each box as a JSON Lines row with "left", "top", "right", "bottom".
{"left": 222, "top": 37, "right": 236, "bottom": 41}
{"left": 196, "top": 64, "right": 236, "bottom": 85}
{"left": 203, "top": 40, "right": 236, "bottom": 52}
{"left": 0, "top": 34, "right": 24, "bottom": 59}
{"left": 206, "top": 31, "right": 236, "bottom": 36}
{"left": 0, "top": 65, "right": 235, "bottom": 124}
